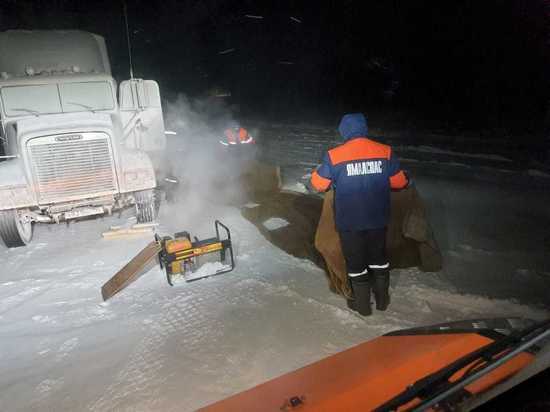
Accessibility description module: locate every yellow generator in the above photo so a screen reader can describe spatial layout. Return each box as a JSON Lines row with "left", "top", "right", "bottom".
{"left": 156, "top": 220, "right": 235, "bottom": 285}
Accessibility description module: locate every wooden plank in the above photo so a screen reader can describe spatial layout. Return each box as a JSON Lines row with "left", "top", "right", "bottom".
{"left": 132, "top": 222, "right": 159, "bottom": 229}
{"left": 101, "top": 227, "right": 153, "bottom": 239}
{"left": 101, "top": 241, "right": 161, "bottom": 301}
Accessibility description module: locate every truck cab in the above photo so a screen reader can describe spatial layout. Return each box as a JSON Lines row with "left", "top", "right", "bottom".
{"left": 0, "top": 30, "right": 166, "bottom": 247}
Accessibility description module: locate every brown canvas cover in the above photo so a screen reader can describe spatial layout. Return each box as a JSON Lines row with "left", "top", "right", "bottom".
{"left": 242, "top": 191, "right": 325, "bottom": 266}
{"left": 241, "top": 181, "right": 441, "bottom": 297}
{"left": 315, "top": 187, "right": 442, "bottom": 296}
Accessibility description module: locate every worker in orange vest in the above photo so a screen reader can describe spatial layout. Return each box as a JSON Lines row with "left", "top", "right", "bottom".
{"left": 220, "top": 122, "right": 255, "bottom": 146}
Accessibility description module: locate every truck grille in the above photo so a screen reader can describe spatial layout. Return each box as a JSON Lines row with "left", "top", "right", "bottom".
{"left": 28, "top": 134, "right": 117, "bottom": 204}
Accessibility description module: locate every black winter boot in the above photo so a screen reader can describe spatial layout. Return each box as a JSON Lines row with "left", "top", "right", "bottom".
{"left": 372, "top": 269, "right": 390, "bottom": 311}
{"left": 350, "top": 277, "right": 372, "bottom": 316}
{"left": 346, "top": 278, "right": 356, "bottom": 311}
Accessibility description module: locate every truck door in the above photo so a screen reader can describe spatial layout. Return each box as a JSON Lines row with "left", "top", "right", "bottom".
{"left": 119, "top": 79, "right": 166, "bottom": 152}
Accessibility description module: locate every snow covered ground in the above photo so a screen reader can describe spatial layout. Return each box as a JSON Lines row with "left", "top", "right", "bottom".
{"left": 1, "top": 122, "right": 549, "bottom": 411}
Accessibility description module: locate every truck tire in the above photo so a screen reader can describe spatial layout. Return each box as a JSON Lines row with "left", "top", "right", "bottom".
{"left": 135, "top": 190, "right": 159, "bottom": 223}
{"left": 0, "top": 210, "right": 33, "bottom": 248}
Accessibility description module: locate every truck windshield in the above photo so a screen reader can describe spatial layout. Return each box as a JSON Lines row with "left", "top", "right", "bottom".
{"left": 1, "top": 84, "right": 61, "bottom": 116}
{"left": 0, "top": 81, "right": 115, "bottom": 117}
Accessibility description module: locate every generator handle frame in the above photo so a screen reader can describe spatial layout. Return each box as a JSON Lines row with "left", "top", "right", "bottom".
{"left": 215, "top": 220, "right": 230, "bottom": 242}
{"left": 215, "top": 219, "right": 235, "bottom": 274}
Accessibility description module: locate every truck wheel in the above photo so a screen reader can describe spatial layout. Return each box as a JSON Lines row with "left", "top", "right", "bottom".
{"left": 135, "top": 190, "right": 158, "bottom": 223}
{"left": 0, "top": 210, "right": 33, "bottom": 248}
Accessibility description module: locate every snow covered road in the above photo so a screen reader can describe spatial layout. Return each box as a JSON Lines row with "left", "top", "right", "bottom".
{"left": 1, "top": 122, "right": 549, "bottom": 411}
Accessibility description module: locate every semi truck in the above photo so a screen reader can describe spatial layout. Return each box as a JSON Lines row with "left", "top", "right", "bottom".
{"left": 0, "top": 30, "right": 167, "bottom": 247}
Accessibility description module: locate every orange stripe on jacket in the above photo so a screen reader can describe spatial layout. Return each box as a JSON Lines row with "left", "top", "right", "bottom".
{"left": 311, "top": 170, "right": 331, "bottom": 191}
{"left": 390, "top": 170, "right": 408, "bottom": 189}
{"left": 238, "top": 128, "right": 248, "bottom": 141}
{"left": 225, "top": 128, "right": 253, "bottom": 144}
{"left": 328, "top": 138, "right": 391, "bottom": 165}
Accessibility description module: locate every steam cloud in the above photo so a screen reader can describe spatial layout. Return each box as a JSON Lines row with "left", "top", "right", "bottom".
{"left": 159, "top": 94, "right": 249, "bottom": 231}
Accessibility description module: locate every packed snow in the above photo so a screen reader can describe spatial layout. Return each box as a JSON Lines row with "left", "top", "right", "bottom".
{"left": 395, "top": 144, "right": 514, "bottom": 162}
{"left": 262, "top": 217, "right": 290, "bottom": 231}
{"left": 1, "top": 121, "right": 549, "bottom": 411}
{"left": 183, "top": 261, "right": 231, "bottom": 282}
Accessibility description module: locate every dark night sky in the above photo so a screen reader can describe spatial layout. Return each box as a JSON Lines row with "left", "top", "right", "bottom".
{"left": 1, "top": 0, "right": 549, "bottom": 134}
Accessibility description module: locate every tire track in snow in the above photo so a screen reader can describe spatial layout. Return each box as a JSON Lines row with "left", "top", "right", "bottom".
{"left": 89, "top": 286, "right": 225, "bottom": 412}
{"left": 89, "top": 271, "right": 364, "bottom": 411}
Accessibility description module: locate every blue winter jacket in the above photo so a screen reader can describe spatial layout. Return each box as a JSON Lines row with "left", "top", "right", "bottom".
{"left": 311, "top": 113, "right": 408, "bottom": 231}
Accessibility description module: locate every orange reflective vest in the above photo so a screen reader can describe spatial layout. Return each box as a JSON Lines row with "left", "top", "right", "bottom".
{"left": 224, "top": 128, "right": 254, "bottom": 144}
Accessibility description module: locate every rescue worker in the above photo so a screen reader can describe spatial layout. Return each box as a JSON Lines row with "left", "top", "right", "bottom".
{"left": 310, "top": 113, "right": 408, "bottom": 316}
{"left": 218, "top": 122, "right": 258, "bottom": 180}
{"left": 221, "top": 122, "right": 255, "bottom": 146}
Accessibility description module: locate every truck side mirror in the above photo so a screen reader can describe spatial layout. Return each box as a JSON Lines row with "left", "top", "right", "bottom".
{"left": 119, "top": 79, "right": 162, "bottom": 111}
{"left": 143, "top": 81, "right": 161, "bottom": 108}
{"left": 119, "top": 80, "right": 136, "bottom": 110}
{"left": 119, "top": 79, "right": 166, "bottom": 153}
